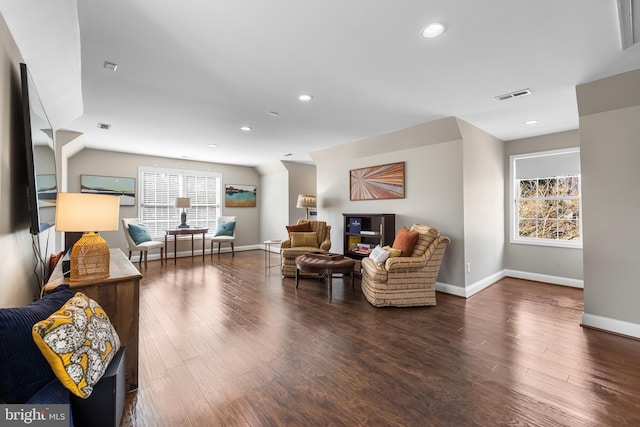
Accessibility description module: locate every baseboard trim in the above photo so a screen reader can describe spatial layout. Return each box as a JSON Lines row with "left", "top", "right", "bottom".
{"left": 504, "top": 269, "right": 583, "bottom": 288}
{"left": 436, "top": 269, "right": 583, "bottom": 298}
{"left": 435, "top": 282, "right": 466, "bottom": 297}
{"left": 581, "top": 313, "right": 640, "bottom": 340}
{"left": 129, "top": 244, "right": 260, "bottom": 262}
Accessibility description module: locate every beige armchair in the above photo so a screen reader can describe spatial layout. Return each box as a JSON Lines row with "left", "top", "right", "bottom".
{"left": 280, "top": 220, "right": 331, "bottom": 277}
{"left": 361, "top": 224, "right": 449, "bottom": 307}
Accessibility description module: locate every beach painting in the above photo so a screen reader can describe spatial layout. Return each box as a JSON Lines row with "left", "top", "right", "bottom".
{"left": 81, "top": 174, "right": 136, "bottom": 206}
{"left": 225, "top": 184, "right": 256, "bottom": 207}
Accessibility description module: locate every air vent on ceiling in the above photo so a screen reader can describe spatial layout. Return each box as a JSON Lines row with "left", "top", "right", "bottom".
{"left": 97, "top": 123, "right": 111, "bottom": 130}
{"left": 494, "top": 88, "right": 532, "bottom": 101}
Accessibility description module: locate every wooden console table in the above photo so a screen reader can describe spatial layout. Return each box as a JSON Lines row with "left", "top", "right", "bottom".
{"left": 165, "top": 227, "right": 208, "bottom": 264}
{"left": 44, "top": 248, "right": 142, "bottom": 392}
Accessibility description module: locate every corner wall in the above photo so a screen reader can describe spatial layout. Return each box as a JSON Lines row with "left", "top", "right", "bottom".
{"left": 313, "top": 117, "right": 471, "bottom": 289}
{"left": 577, "top": 69, "right": 640, "bottom": 338}
{"left": 459, "top": 119, "right": 505, "bottom": 289}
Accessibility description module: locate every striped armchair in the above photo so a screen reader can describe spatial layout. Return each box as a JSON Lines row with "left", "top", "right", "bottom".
{"left": 361, "top": 224, "right": 449, "bottom": 307}
{"left": 280, "top": 220, "right": 331, "bottom": 277}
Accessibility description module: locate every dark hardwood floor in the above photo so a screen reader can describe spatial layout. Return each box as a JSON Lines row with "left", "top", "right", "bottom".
{"left": 121, "top": 250, "right": 640, "bottom": 426}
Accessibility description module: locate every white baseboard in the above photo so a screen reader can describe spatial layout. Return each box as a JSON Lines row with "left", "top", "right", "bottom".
{"left": 435, "top": 282, "right": 466, "bottom": 297}
{"left": 436, "top": 269, "right": 583, "bottom": 298}
{"left": 504, "top": 269, "right": 583, "bottom": 288}
{"left": 581, "top": 313, "right": 640, "bottom": 339}
{"left": 128, "top": 244, "right": 260, "bottom": 262}
{"left": 436, "top": 270, "right": 506, "bottom": 298}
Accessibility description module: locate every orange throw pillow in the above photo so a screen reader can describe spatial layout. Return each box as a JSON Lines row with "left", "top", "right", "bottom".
{"left": 392, "top": 227, "right": 419, "bottom": 257}
{"left": 286, "top": 222, "right": 313, "bottom": 237}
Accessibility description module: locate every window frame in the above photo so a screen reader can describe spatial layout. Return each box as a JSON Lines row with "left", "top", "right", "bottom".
{"left": 138, "top": 166, "right": 222, "bottom": 239}
{"left": 510, "top": 148, "right": 583, "bottom": 249}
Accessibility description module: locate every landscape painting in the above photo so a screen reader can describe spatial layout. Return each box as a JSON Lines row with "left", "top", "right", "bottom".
{"left": 36, "top": 174, "right": 57, "bottom": 204}
{"left": 225, "top": 184, "right": 256, "bottom": 207}
{"left": 350, "top": 162, "right": 405, "bottom": 200}
{"left": 81, "top": 174, "right": 136, "bottom": 206}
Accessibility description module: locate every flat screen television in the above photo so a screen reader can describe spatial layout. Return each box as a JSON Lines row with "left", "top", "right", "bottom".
{"left": 20, "top": 62, "right": 58, "bottom": 235}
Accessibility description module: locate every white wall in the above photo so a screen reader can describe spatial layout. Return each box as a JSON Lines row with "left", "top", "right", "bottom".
{"left": 504, "top": 130, "right": 584, "bottom": 282}
{"left": 459, "top": 119, "right": 505, "bottom": 287}
{"left": 257, "top": 161, "right": 290, "bottom": 243}
{"left": 65, "top": 147, "right": 262, "bottom": 257}
{"left": 283, "top": 161, "right": 317, "bottom": 224}
{"left": 577, "top": 69, "right": 640, "bottom": 338}
{"left": 0, "top": 13, "right": 41, "bottom": 306}
{"left": 312, "top": 117, "right": 466, "bottom": 288}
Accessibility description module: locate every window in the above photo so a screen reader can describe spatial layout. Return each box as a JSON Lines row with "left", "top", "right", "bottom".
{"left": 139, "top": 167, "right": 221, "bottom": 238}
{"left": 510, "top": 148, "right": 582, "bottom": 248}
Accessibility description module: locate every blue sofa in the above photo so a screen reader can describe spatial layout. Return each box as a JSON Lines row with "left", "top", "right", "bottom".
{"left": 0, "top": 285, "right": 75, "bottom": 424}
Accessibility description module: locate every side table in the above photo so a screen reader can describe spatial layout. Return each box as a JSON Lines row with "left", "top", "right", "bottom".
{"left": 264, "top": 239, "right": 282, "bottom": 268}
{"left": 44, "top": 248, "right": 142, "bottom": 392}
{"left": 165, "top": 227, "right": 208, "bottom": 264}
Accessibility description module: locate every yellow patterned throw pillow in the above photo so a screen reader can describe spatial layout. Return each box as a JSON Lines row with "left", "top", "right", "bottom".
{"left": 32, "top": 292, "right": 120, "bottom": 398}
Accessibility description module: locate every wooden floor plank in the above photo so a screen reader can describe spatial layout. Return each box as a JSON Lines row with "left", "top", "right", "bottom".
{"left": 119, "top": 251, "right": 640, "bottom": 426}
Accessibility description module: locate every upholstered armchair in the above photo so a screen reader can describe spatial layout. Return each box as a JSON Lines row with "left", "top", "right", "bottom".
{"left": 280, "top": 220, "right": 331, "bottom": 277}
{"left": 361, "top": 224, "right": 449, "bottom": 307}
{"left": 122, "top": 218, "right": 164, "bottom": 268}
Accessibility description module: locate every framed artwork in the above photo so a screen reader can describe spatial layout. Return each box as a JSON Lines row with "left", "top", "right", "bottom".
{"left": 81, "top": 174, "right": 136, "bottom": 206}
{"left": 225, "top": 184, "right": 256, "bottom": 207}
{"left": 35, "top": 174, "right": 57, "bottom": 204}
{"left": 350, "top": 162, "right": 405, "bottom": 200}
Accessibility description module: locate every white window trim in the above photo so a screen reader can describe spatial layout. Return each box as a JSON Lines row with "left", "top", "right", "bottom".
{"left": 510, "top": 147, "right": 583, "bottom": 249}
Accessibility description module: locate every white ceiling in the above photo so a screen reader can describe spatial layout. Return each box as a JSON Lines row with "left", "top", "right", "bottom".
{"left": 3, "top": 0, "right": 640, "bottom": 167}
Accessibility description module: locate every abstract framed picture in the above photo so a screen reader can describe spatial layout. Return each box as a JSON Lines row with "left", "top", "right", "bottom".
{"left": 81, "top": 174, "right": 136, "bottom": 206}
{"left": 350, "top": 162, "right": 405, "bottom": 200}
{"left": 225, "top": 184, "right": 257, "bottom": 207}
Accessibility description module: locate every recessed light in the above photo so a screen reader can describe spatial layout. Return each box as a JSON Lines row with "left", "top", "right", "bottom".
{"left": 103, "top": 61, "right": 118, "bottom": 71}
{"left": 421, "top": 23, "right": 446, "bottom": 39}
{"left": 269, "top": 111, "right": 280, "bottom": 116}
{"left": 525, "top": 120, "right": 539, "bottom": 125}
{"left": 208, "top": 144, "right": 217, "bottom": 148}
{"left": 240, "top": 126, "right": 252, "bottom": 131}
{"left": 298, "top": 94, "right": 313, "bottom": 102}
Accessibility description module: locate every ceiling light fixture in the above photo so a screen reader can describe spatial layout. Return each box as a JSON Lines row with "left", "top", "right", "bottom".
{"left": 103, "top": 61, "right": 118, "bottom": 71}
{"left": 421, "top": 23, "right": 446, "bottom": 38}
{"left": 525, "top": 120, "right": 539, "bottom": 125}
{"left": 240, "top": 126, "right": 252, "bottom": 131}
{"left": 298, "top": 94, "right": 313, "bottom": 102}
{"left": 269, "top": 111, "right": 280, "bottom": 116}
{"left": 208, "top": 144, "right": 217, "bottom": 148}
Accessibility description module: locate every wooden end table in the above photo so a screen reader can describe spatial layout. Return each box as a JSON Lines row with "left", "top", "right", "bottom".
{"left": 165, "top": 227, "right": 208, "bottom": 264}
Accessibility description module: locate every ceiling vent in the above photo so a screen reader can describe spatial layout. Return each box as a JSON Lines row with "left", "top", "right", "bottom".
{"left": 617, "top": 0, "right": 640, "bottom": 49}
{"left": 494, "top": 88, "right": 532, "bottom": 101}
{"left": 97, "top": 123, "right": 111, "bottom": 130}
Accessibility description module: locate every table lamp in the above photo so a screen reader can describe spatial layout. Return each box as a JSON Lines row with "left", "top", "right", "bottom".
{"left": 55, "top": 193, "right": 120, "bottom": 281}
{"left": 176, "top": 197, "right": 191, "bottom": 228}
{"left": 296, "top": 194, "right": 316, "bottom": 220}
